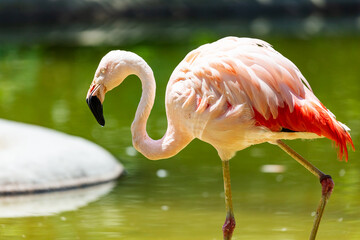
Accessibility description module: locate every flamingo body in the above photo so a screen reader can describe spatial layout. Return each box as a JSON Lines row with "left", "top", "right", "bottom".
{"left": 86, "top": 36, "right": 354, "bottom": 240}
{"left": 166, "top": 37, "right": 353, "bottom": 160}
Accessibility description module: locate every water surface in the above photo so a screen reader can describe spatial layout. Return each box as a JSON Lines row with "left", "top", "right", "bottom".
{"left": 0, "top": 37, "right": 359, "bottom": 239}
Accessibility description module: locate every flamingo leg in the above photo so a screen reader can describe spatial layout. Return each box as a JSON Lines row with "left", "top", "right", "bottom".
{"left": 276, "top": 140, "right": 334, "bottom": 240}
{"left": 222, "top": 160, "right": 236, "bottom": 240}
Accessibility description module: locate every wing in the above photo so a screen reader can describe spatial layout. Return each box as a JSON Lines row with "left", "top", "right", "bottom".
{"left": 171, "top": 37, "right": 354, "bottom": 160}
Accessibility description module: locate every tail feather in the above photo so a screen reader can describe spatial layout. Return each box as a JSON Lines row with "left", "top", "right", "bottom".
{"left": 253, "top": 102, "right": 355, "bottom": 161}
{"left": 312, "top": 103, "right": 354, "bottom": 161}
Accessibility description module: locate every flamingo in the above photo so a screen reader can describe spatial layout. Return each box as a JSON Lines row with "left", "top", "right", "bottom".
{"left": 86, "top": 37, "right": 354, "bottom": 240}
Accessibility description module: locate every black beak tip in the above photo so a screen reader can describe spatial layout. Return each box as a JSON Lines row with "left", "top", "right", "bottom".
{"left": 98, "top": 118, "right": 105, "bottom": 127}
{"left": 86, "top": 96, "right": 105, "bottom": 127}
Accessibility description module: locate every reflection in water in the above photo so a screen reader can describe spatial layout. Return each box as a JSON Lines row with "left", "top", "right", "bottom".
{"left": 51, "top": 100, "right": 70, "bottom": 126}
{"left": 260, "top": 164, "right": 286, "bottom": 173}
{"left": 0, "top": 182, "right": 116, "bottom": 218}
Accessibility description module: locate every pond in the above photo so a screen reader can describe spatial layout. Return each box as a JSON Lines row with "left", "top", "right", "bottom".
{"left": 0, "top": 36, "right": 359, "bottom": 240}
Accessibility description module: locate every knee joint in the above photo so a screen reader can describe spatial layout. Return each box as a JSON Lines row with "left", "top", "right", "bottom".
{"left": 320, "top": 174, "right": 334, "bottom": 195}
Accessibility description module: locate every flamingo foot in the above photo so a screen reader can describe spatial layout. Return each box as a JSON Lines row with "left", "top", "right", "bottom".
{"left": 222, "top": 214, "right": 236, "bottom": 240}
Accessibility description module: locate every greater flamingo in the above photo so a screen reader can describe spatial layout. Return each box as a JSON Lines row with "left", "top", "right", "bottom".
{"left": 86, "top": 37, "right": 354, "bottom": 240}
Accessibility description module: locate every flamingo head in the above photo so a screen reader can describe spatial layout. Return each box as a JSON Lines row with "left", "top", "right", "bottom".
{"left": 86, "top": 50, "right": 136, "bottom": 126}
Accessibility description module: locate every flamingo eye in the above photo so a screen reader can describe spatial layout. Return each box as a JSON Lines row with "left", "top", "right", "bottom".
{"left": 96, "top": 67, "right": 106, "bottom": 78}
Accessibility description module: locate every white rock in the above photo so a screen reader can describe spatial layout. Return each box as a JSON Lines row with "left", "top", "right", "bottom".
{"left": 0, "top": 119, "right": 124, "bottom": 194}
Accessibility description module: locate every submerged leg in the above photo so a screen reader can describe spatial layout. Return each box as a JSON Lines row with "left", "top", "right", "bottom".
{"left": 222, "top": 160, "right": 236, "bottom": 240}
{"left": 276, "top": 140, "right": 334, "bottom": 240}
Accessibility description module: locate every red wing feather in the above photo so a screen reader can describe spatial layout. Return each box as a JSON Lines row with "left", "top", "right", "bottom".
{"left": 253, "top": 103, "right": 354, "bottom": 161}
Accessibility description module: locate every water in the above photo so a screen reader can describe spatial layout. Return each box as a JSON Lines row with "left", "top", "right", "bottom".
{"left": 0, "top": 36, "right": 359, "bottom": 239}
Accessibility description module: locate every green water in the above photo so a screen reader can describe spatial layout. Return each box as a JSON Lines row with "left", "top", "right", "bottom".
{"left": 0, "top": 37, "right": 359, "bottom": 240}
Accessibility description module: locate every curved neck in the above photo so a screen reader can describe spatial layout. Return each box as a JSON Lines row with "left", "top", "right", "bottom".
{"left": 128, "top": 57, "right": 192, "bottom": 160}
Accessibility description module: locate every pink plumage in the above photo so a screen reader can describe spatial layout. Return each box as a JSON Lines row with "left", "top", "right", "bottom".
{"left": 86, "top": 36, "right": 355, "bottom": 240}
{"left": 170, "top": 37, "right": 354, "bottom": 160}
{"left": 253, "top": 103, "right": 354, "bottom": 161}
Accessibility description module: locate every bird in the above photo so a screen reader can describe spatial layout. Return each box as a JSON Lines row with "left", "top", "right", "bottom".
{"left": 86, "top": 37, "right": 354, "bottom": 240}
